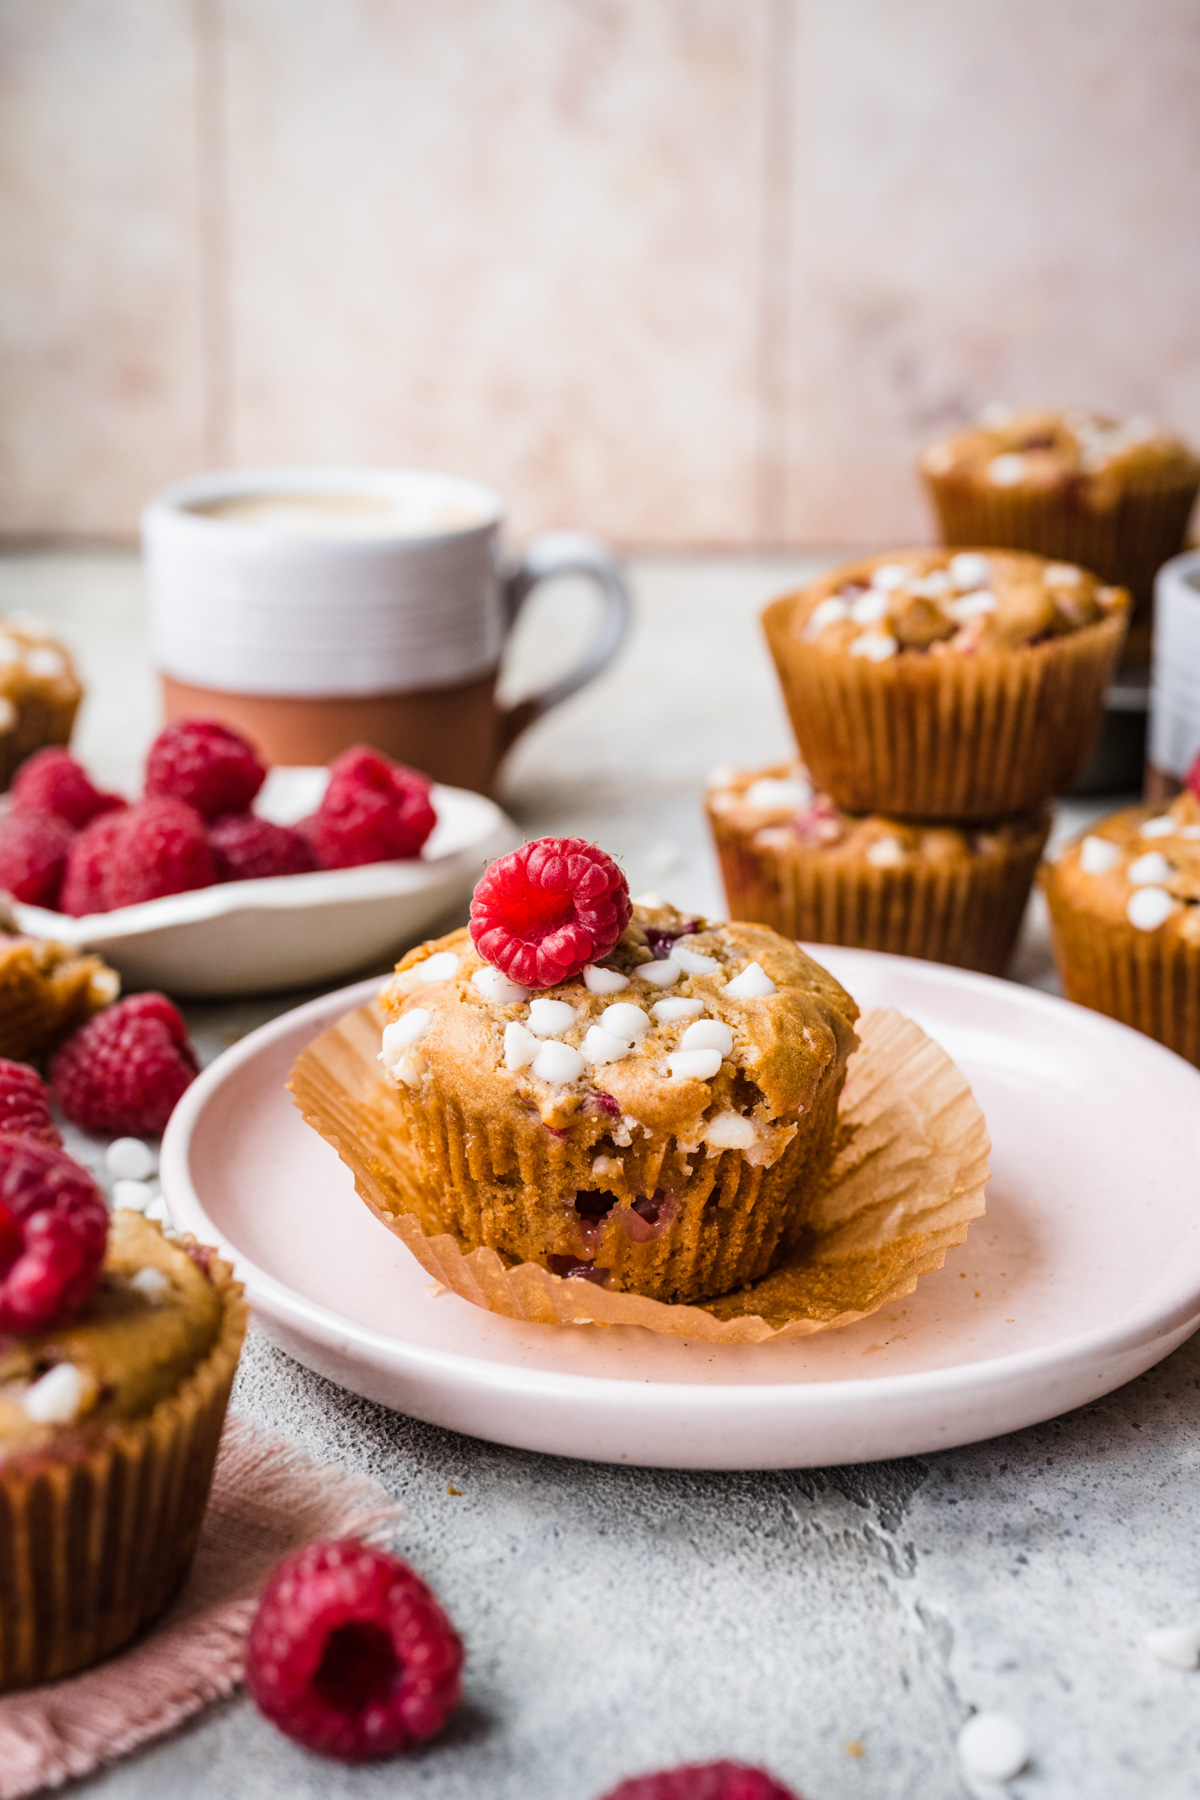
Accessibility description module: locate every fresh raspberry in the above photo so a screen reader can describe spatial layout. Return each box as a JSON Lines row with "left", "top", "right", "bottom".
{"left": 11, "top": 748, "right": 125, "bottom": 830}
{"left": 144, "top": 718, "right": 267, "bottom": 821}
{"left": 302, "top": 748, "right": 436, "bottom": 870}
{"left": 50, "top": 993, "right": 199, "bottom": 1135}
{"left": 244, "top": 1540, "right": 463, "bottom": 1762}
{"left": 1187, "top": 748, "right": 1200, "bottom": 804}
{"left": 209, "top": 812, "right": 316, "bottom": 882}
{"left": 60, "top": 798, "right": 216, "bottom": 916}
{"left": 599, "top": 1763, "right": 802, "bottom": 1800}
{"left": 469, "top": 837, "right": 632, "bottom": 989}
{"left": 0, "top": 809, "right": 74, "bottom": 907}
{"left": 0, "top": 1060, "right": 61, "bottom": 1147}
{"left": 0, "top": 1138, "right": 108, "bottom": 1333}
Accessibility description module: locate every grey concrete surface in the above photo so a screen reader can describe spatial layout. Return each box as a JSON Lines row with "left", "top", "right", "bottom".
{"left": 0, "top": 551, "right": 1183, "bottom": 1800}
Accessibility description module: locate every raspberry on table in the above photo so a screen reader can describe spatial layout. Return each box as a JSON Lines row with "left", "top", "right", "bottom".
{"left": 60, "top": 797, "right": 216, "bottom": 915}
{"left": 0, "top": 1137, "right": 108, "bottom": 1333}
{"left": 144, "top": 718, "right": 267, "bottom": 821}
{"left": 50, "top": 992, "right": 200, "bottom": 1136}
{"left": 598, "top": 1762, "right": 802, "bottom": 1800}
{"left": 0, "top": 809, "right": 74, "bottom": 907}
{"left": 469, "top": 837, "right": 632, "bottom": 989}
{"left": 209, "top": 812, "right": 316, "bottom": 882}
{"left": 244, "top": 1539, "right": 464, "bottom": 1762}
{"left": 0, "top": 1059, "right": 62, "bottom": 1146}
{"left": 303, "top": 747, "right": 437, "bottom": 870}
{"left": 11, "top": 747, "right": 126, "bottom": 830}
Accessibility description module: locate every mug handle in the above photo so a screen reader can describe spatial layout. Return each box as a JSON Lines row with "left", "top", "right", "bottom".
{"left": 496, "top": 531, "right": 632, "bottom": 754}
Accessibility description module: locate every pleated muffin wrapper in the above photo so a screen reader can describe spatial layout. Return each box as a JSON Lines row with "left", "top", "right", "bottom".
{"left": 0, "top": 1245, "right": 248, "bottom": 1692}
{"left": 290, "top": 1004, "right": 989, "bottom": 1343}
{"left": 762, "top": 596, "right": 1126, "bottom": 821}
{"left": 710, "top": 806, "right": 1050, "bottom": 976}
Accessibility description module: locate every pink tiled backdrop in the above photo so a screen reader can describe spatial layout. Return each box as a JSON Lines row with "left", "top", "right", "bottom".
{"left": 1, "top": 0, "right": 1198, "bottom": 548}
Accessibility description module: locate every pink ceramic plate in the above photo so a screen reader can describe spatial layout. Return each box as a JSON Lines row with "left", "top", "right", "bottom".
{"left": 161, "top": 950, "right": 1200, "bottom": 1469}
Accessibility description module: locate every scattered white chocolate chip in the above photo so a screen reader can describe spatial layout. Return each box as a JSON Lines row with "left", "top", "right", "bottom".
{"left": 527, "top": 997, "right": 578, "bottom": 1038}
{"left": 504, "top": 1021, "right": 540, "bottom": 1069}
{"left": 380, "top": 1010, "right": 431, "bottom": 1074}
{"left": 1139, "top": 815, "right": 1177, "bottom": 839}
{"left": 652, "top": 997, "right": 705, "bottom": 1022}
{"left": 666, "top": 1048, "right": 722, "bottom": 1081}
{"left": 743, "top": 777, "right": 813, "bottom": 813}
{"left": 416, "top": 951, "right": 459, "bottom": 984}
{"left": 1044, "top": 562, "right": 1082, "bottom": 586}
{"left": 25, "top": 646, "right": 64, "bottom": 679}
{"left": 909, "top": 570, "right": 952, "bottom": 598}
{"left": 866, "top": 836, "right": 905, "bottom": 868}
{"left": 988, "top": 453, "right": 1027, "bottom": 486}
{"left": 112, "top": 1178, "right": 156, "bottom": 1213}
{"left": 1145, "top": 1625, "right": 1200, "bottom": 1670}
{"left": 600, "top": 1003, "right": 652, "bottom": 1042}
{"left": 1127, "top": 887, "right": 1177, "bottom": 931}
{"left": 804, "top": 596, "right": 849, "bottom": 639}
{"left": 1079, "top": 835, "right": 1124, "bottom": 876}
{"left": 105, "top": 1137, "right": 156, "bottom": 1181}
{"left": 635, "top": 959, "right": 681, "bottom": 988}
{"left": 869, "top": 563, "right": 911, "bottom": 592}
{"left": 680, "top": 1019, "right": 733, "bottom": 1057}
{"left": 22, "top": 1363, "right": 87, "bottom": 1425}
{"left": 956, "top": 1712, "right": 1029, "bottom": 1784}
{"left": 532, "top": 1041, "right": 584, "bottom": 1084}
{"left": 671, "top": 944, "right": 720, "bottom": 975}
{"left": 130, "top": 1265, "right": 171, "bottom": 1301}
{"left": 1128, "top": 851, "right": 1175, "bottom": 887}
{"left": 583, "top": 964, "right": 629, "bottom": 995}
{"left": 948, "top": 552, "right": 992, "bottom": 591}
{"left": 144, "top": 1194, "right": 174, "bottom": 1226}
{"left": 849, "top": 589, "right": 891, "bottom": 625}
{"left": 724, "top": 962, "right": 777, "bottom": 999}
{"left": 472, "top": 965, "right": 529, "bottom": 1004}
{"left": 703, "top": 1112, "right": 757, "bottom": 1150}
{"left": 582, "top": 1026, "right": 632, "bottom": 1066}
{"left": 848, "top": 632, "right": 898, "bottom": 661}
{"left": 947, "top": 588, "right": 998, "bottom": 623}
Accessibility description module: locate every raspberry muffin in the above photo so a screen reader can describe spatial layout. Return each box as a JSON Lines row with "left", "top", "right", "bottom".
{"left": 1041, "top": 772, "right": 1200, "bottom": 1067}
{"left": 919, "top": 407, "right": 1200, "bottom": 659}
{"left": 376, "top": 839, "right": 860, "bottom": 1304}
{"left": 0, "top": 617, "right": 84, "bottom": 792}
{"left": 708, "top": 761, "right": 1049, "bottom": 976}
{"left": 0, "top": 1163, "right": 246, "bottom": 1689}
{"left": 762, "top": 548, "right": 1128, "bottom": 820}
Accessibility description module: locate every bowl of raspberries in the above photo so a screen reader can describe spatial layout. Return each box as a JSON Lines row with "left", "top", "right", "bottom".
{"left": 0, "top": 721, "right": 516, "bottom": 996}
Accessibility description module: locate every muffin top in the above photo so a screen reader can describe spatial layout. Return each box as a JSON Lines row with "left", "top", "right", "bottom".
{"left": 784, "top": 548, "right": 1127, "bottom": 662}
{"left": 0, "top": 1210, "right": 225, "bottom": 1459}
{"left": 379, "top": 903, "right": 860, "bottom": 1145}
{"left": 1046, "top": 790, "right": 1200, "bottom": 942}
{"left": 708, "top": 761, "right": 1050, "bottom": 865}
{"left": 0, "top": 614, "right": 83, "bottom": 717}
{"left": 919, "top": 406, "right": 1200, "bottom": 496}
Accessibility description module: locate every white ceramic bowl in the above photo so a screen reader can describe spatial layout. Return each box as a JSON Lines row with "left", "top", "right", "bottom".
{"left": 12, "top": 769, "right": 516, "bottom": 997}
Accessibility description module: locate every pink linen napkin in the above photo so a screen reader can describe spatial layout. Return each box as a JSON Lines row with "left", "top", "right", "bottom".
{"left": 0, "top": 1416, "right": 404, "bottom": 1798}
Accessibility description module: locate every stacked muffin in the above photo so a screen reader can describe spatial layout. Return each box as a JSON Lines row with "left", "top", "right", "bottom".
{"left": 710, "top": 547, "right": 1129, "bottom": 975}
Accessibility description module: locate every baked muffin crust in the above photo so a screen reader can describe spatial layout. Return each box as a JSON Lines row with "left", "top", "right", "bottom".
{"left": 920, "top": 407, "right": 1200, "bottom": 500}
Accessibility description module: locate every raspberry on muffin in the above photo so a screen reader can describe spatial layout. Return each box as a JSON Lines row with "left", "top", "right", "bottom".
{"left": 0, "top": 1137, "right": 109, "bottom": 1333}
{"left": 469, "top": 837, "right": 632, "bottom": 988}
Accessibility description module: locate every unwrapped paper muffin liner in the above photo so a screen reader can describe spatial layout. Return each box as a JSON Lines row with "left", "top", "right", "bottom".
{"left": 0, "top": 1247, "right": 247, "bottom": 1691}
{"left": 1043, "top": 878, "right": 1200, "bottom": 1068}
{"left": 711, "top": 810, "right": 1049, "bottom": 975}
{"left": 290, "top": 1004, "right": 990, "bottom": 1343}
{"left": 762, "top": 597, "right": 1126, "bottom": 820}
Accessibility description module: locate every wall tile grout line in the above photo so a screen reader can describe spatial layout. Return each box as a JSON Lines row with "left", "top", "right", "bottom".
{"left": 754, "top": 0, "right": 798, "bottom": 548}
{"left": 193, "top": 0, "right": 232, "bottom": 470}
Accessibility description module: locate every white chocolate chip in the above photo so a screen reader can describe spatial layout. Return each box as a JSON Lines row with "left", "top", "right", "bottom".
{"left": 0, "top": 698, "right": 16, "bottom": 733}
{"left": 0, "top": 637, "right": 19, "bottom": 665}
{"left": 947, "top": 588, "right": 998, "bottom": 622}
{"left": 704, "top": 1112, "right": 757, "bottom": 1150}
{"left": 849, "top": 589, "right": 891, "bottom": 625}
{"left": 666, "top": 1048, "right": 722, "bottom": 1081}
{"left": 504, "top": 1022, "right": 539, "bottom": 1070}
{"left": 25, "top": 646, "right": 64, "bottom": 679}
{"left": 112, "top": 1178, "right": 156, "bottom": 1213}
{"left": 472, "top": 965, "right": 529, "bottom": 1004}
{"left": 634, "top": 959, "right": 681, "bottom": 988}
{"left": 416, "top": 951, "right": 459, "bottom": 983}
{"left": 105, "top": 1137, "right": 156, "bottom": 1181}
{"left": 527, "top": 998, "right": 578, "bottom": 1038}
{"left": 869, "top": 563, "right": 911, "bottom": 592}
{"left": 742, "top": 777, "right": 813, "bottom": 814}
{"left": 978, "top": 401, "right": 1014, "bottom": 428}
{"left": 1128, "top": 851, "right": 1174, "bottom": 886}
{"left": 1127, "top": 887, "right": 1177, "bottom": 931}
{"left": 948, "top": 552, "right": 992, "bottom": 591}
{"left": 848, "top": 632, "right": 898, "bottom": 661}
{"left": 1044, "top": 562, "right": 1082, "bottom": 586}
{"left": 582, "top": 1026, "right": 632, "bottom": 1066}
{"left": 956, "top": 1712, "right": 1029, "bottom": 1784}
{"left": 680, "top": 1019, "right": 733, "bottom": 1057}
{"left": 988, "top": 453, "right": 1027, "bottom": 486}
{"left": 866, "top": 836, "right": 905, "bottom": 868}
{"left": 671, "top": 944, "right": 720, "bottom": 975}
{"left": 1079, "top": 835, "right": 1123, "bottom": 876}
{"left": 652, "top": 997, "right": 705, "bottom": 1022}
{"left": 1145, "top": 1625, "right": 1200, "bottom": 1670}
{"left": 389, "top": 1052, "right": 427, "bottom": 1088}
{"left": 532, "top": 1041, "right": 584, "bottom": 1084}
{"left": 380, "top": 1010, "right": 431, "bottom": 1073}
{"left": 144, "top": 1194, "right": 174, "bottom": 1226}
{"left": 909, "top": 571, "right": 952, "bottom": 598}
{"left": 803, "top": 596, "right": 848, "bottom": 639}
{"left": 724, "top": 962, "right": 777, "bottom": 999}
{"left": 631, "top": 890, "right": 663, "bottom": 908}
{"left": 583, "top": 964, "right": 629, "bottom": 995}
{"left": 130, "top": 1266, "right": 171, "bottom": 1301}
{"left": 22, "top": 1363, "right": 87, "bottom": 1425}
{"left": 1182, "top": 825, "right": 1200, "bottom": 840}
{"left": 600, "top": 1002, "right": 652, "bottom": 1042}
{"left": 1139, "top": 815, "right": 1177, "bottom": 839}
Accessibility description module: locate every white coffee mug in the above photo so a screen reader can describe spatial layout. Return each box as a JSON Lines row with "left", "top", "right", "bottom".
{"left": 142, "top": 466, "right": 631, "bottom": 792}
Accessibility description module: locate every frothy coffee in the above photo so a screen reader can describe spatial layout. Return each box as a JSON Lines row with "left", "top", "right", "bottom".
{"left": 190, "top": 490, "right": 491, "bottom": 538}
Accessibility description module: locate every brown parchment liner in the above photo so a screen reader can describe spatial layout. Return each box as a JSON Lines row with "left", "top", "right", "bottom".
{"left": 290, "top": 1003, "right": 990, "bottom": 1343}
